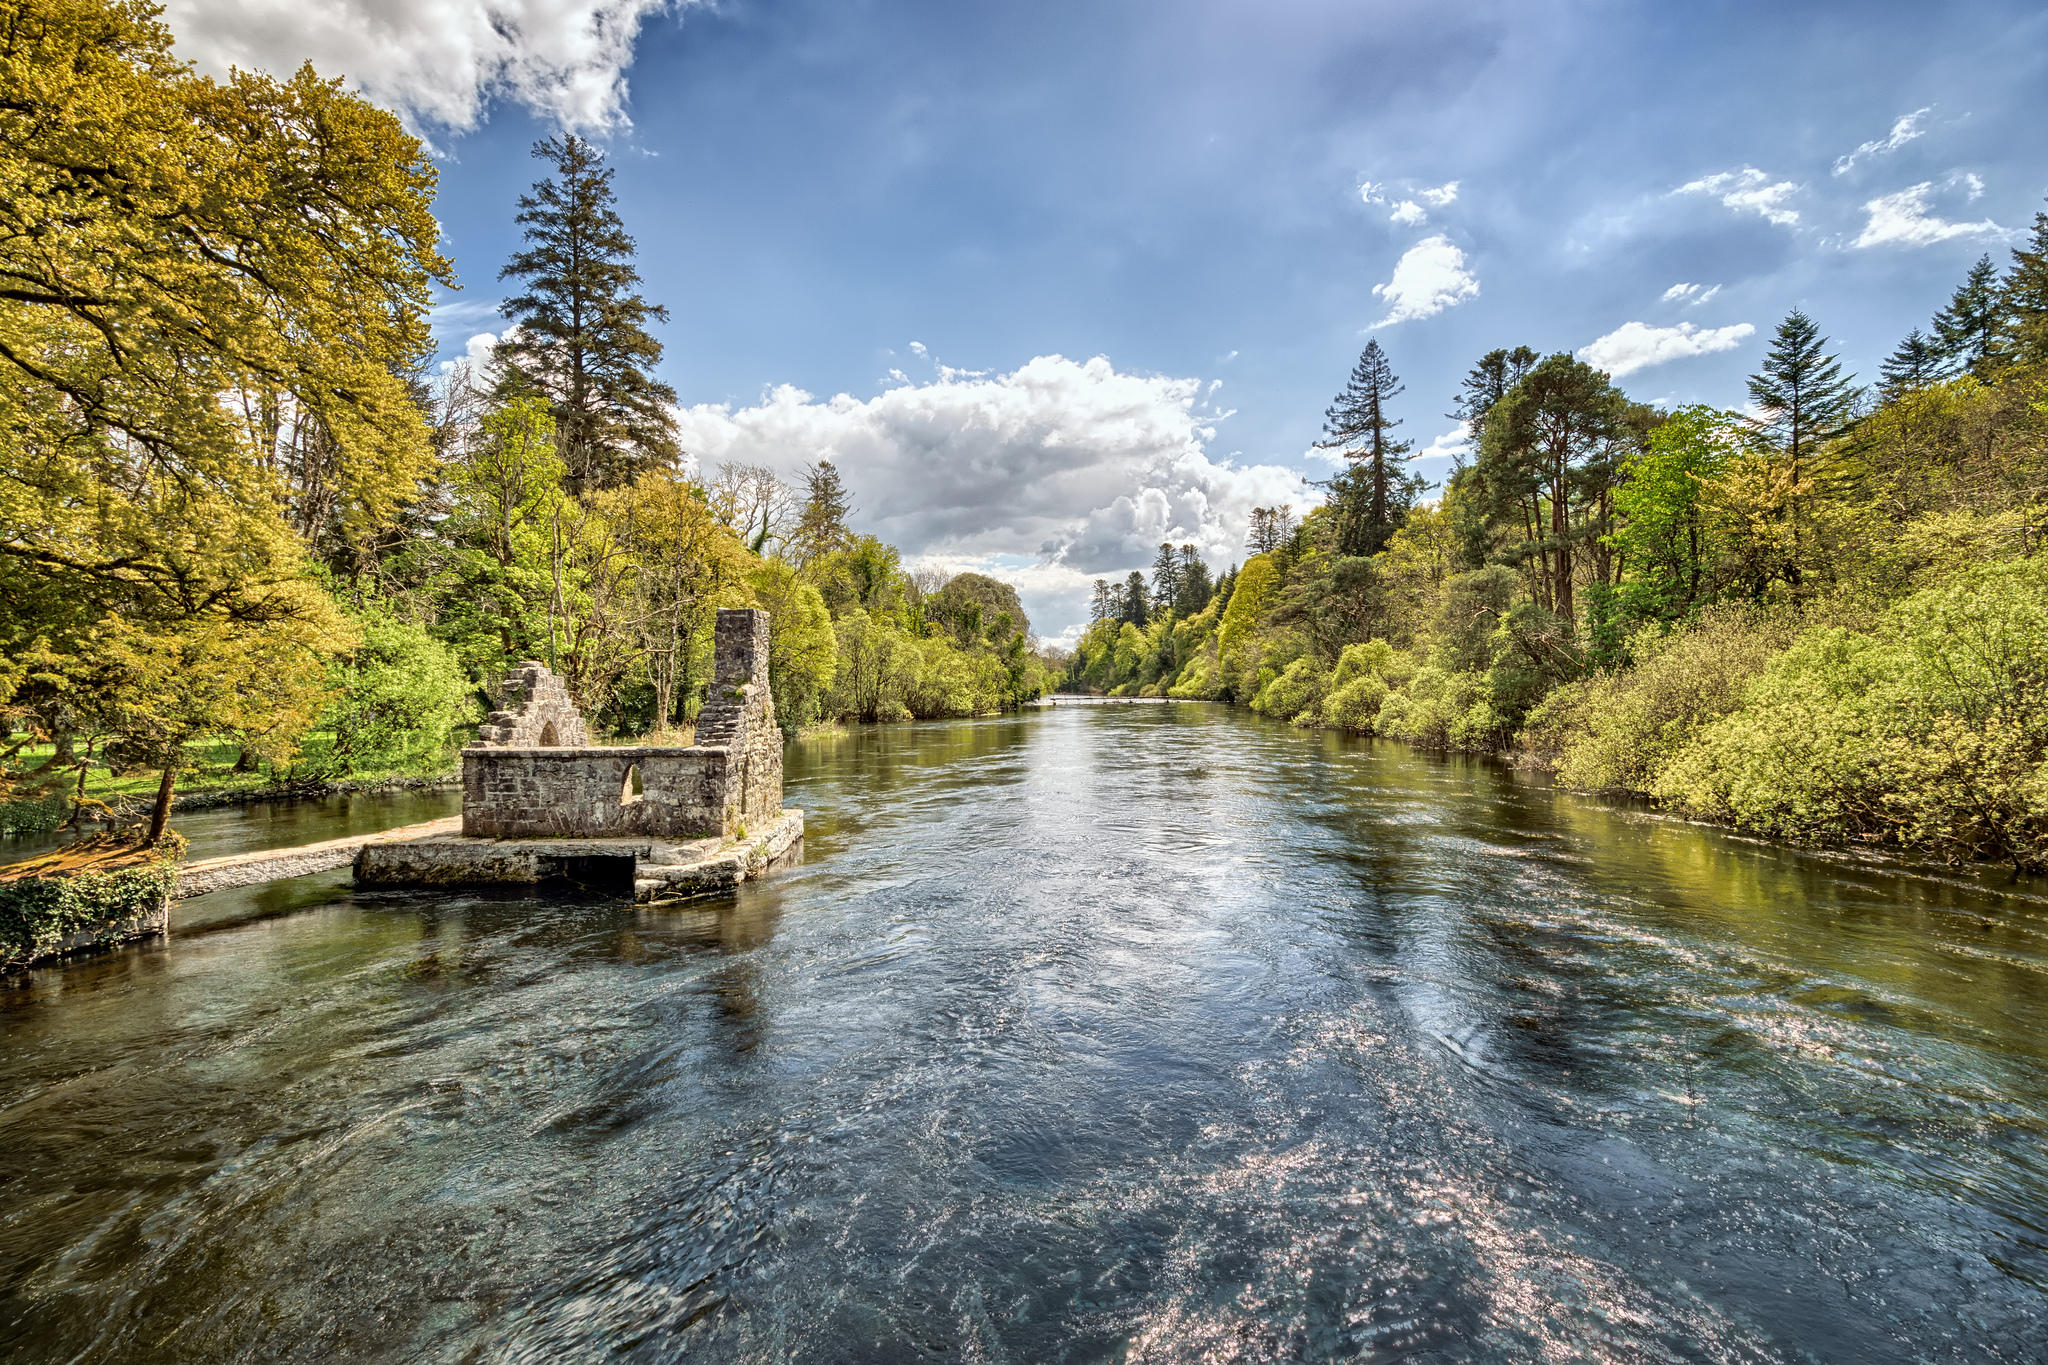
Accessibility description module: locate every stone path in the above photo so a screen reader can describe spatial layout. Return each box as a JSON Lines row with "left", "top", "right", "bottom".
{"left": 176, "top": 817, "right": 463, "bottom": 899}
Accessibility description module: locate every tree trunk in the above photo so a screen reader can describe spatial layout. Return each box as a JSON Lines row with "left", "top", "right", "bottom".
{"left": 145, "top": 762, "right": 177, "bottom": 847}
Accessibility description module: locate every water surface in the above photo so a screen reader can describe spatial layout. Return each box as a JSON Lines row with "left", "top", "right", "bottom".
{"left": 2, "top": 705, "right": 2044, "bottom": 1361}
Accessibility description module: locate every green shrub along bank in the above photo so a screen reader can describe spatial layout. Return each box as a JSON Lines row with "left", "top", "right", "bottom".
{"left": 0, "top": 845, "right": 180, "bottom": 968}
{"left": 1066, "top": 250, "right": 2048, "bottom": 870}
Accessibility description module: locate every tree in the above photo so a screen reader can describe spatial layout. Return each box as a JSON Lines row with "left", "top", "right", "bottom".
{"left": 1749, "top": 312, "right": 1859, "bottom": 478}
{"left": 1450, "top": 346, "right": 1541, "bottom": 447}
{"left": 1746, "top": 310, "right": 1858, "bottom": 576}
{"left": 1479, "top": 354, "right": 1632, "bottom": 624}
{"left": 1150, "top": 543, "right": 1184, "bottom": 611}
{"left": 1879, "top": 327, "right": 1942, "bottom": 399}
{"left": 746, "top": 559, "right": 836, "bottom": 734}
{"left": 793, "top": 460, "right": 854, "bottom": 567}
{"left": 1609, "top": 406, "right": 1743, "bottom": 627}
{"left": 929, "top": 573, "right": 1031, "bottom": 647}
{"left": 1122, "top": 571, "right": 1150, "bottom": 627}
{"left": 0, "top": 0, "right": 448, "bottom": 836}
{"left": 2001, "top": 201, "right": 2048, "bottom": 367}
{"left": 1247, "top": 506, "right": 1295, "bottom": 556}
{"left": 1173, "top": 546, "right": 1214, "bottom": 616}
{"left": 708, "top": 463, "right": 796, "bottom": 554}
{"left": 1317, "top": 341, "right": 1418, "bottom": 555}
{"left": 602, "top": 474, "right": 750, "bottom": 729}
{"left": 1089, "top": 579, "right": 1119, "bottom": 625}
{"left": 497, "top": 134, "right": 679, "bottom": 490}
{"left": 1932, "top": 255, "right": 2003, "bottom": 377}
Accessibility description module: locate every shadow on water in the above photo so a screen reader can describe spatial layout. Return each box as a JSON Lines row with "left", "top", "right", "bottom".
{"left": 2, "top": 702, "right": 2045, "bottom": 1362}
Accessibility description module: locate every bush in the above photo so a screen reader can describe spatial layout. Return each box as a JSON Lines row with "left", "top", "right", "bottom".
{"left": 0, "top": 845, "right": 178, "bottom": 966}
{"left": 1658, "top": 556, "right": 2048, "bottom": 868}
{"left": 1251, "top": 656, "right": 1328, "bottom": 724}
{"left": 1376, "top": 665, "right": 1494, "bottom": 749}
{"left": 1525, "top": 607, "right": 1800, "bottom": 793}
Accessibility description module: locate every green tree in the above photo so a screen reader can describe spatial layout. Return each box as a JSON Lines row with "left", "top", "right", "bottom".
{"left": 1609, "top": 406, "right": 1742, "bottom": 627}
{"left": 793, "top": 459, "right": 854, "bottom": 568}
{"left": 1173, "top": 546, "right": 1213, "bottom": 616}
{"left": 1150, "top": 543, "right": 1184, "bottom": 611}
{"left": 1317, "top": 340, "right": 1418, "bottom": 555}
{"left": 1879, "top": 327, "right": 1942, "bottom": 399}
{"left": 1746, "top": 310, "right": 1859, "bottom": 578}
{"left": 2001, "top": 201, "right": 2048, "bottom": 366}
{"left": 746, "top": 559, "right": 836, "bottom": 734}
{"left": 1932, "top": 255, "right": 2003, "bottom": 376}
{"left": 497, "top": 134, "right": 679, "bottom": 490}
{"left": 1122, "top": 571, "right": 1150, "bottom": 627}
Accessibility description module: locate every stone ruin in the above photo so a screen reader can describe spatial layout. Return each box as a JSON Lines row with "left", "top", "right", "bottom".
{"left": 477, "top": 660, "right": 589, "bottom": 747}
{"left": 460, "top": 609, "right": 784, "bottom": 842}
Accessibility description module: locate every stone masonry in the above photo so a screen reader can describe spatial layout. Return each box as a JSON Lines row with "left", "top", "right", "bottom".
{"left": 460, "top": 608, "right": 783, "bottom": 841}
{"left": 476, "top": 661, "right": 588, "bottom": 747}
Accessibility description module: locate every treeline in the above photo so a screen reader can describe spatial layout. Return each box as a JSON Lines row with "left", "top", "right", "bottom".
{"left": 1067, "top": 230, "right": 2048, "bottom": 871}
{"left": 0, "top": 0, "right": 1051, "bottom": 840}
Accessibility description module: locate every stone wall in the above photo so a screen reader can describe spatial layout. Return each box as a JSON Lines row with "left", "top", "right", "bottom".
{"left": 461, "top": 608, "right": 785, "bottom": 839}
{"left": 476, "top": 661, "right": 588, "bottom": 747}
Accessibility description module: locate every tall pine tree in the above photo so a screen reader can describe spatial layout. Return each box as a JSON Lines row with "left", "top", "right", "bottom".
{"left": 793, "top": 459, "right": 853, "bottom": 566}
{"left": 1149, "top": 542, "right": 1183, "bottom": 611}
{"left": 498, "top": 135, "right": 679, "bottom": 490}
{"left": 2000, "top": 200, "right": 2048, "bottom": 366}
{"left": 1879, "top": 327, "right": 1941, "bottom": 399}
{"left": 1931, "top": 254, "right": 2003, "bottom": 377}
{"left": 1317, "top": 340, "right": 1417, "bottom": 556}
{"left": 1747, "top": 310, "right": 1858, "bottom": 483}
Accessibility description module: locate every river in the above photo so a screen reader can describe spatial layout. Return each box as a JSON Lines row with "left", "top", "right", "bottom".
{"left": 2, "top": 703, "right": 2044, "bottom": 1361}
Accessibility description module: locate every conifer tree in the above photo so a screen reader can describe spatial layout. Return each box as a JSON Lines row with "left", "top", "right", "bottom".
{"left": 1747, "top": 310, "right": 1859, "bottom": 484}
{"left": 793, "top": 460, "right": 853, "bottom": 566}
{"left": 1088, "top": 579, "right": 1118, "bottom": 625}
{"left": 497, "top": 135, "right": 679, "bottom": 489}
{"left": 1317, "top": 341, "right": 1418, "bottom": 556}
{"left": 1879, "top": 327, "right": 1941, "bottom": 399}
{"left": 2000, "top": 202, "right": 2048, "bottom": 366}
{"left": 1150, "top": 542, "right": 1183, "bottom": 611}
{"left": 1932, "top": 255, "right": 2004, "bottom": 377}
{"left": 1449, "top": 345, "right": 1541, "bottom": 447}
{"left": 1122, "top": 571, "right": 1150, "bottom": 627}
{"left": 1174, "top": 545, "right": 1213, "bottom": 615}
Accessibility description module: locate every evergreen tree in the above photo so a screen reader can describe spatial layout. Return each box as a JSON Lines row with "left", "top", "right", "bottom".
{"left": 497, "top": 135, "right": 679, "bottom": 490}
{"left": 1088, "top": 579, "right": 1118, "bottom": 625}
{"left": 1150, "top": 542, "right": 1183, "bottom": 611}
{"left": 1174, "top": 545, "right": 1213, "bottom": 615}
{"left": 1246, "top": 506, "right": 1294, "bottom": 556}
{"left": 2001, "top": 202, "right": 2048, "bottom": 366}
{"left": 1317, "top": 340, "right": 1417, "bottom": 556}
{"left": 1879, "top": 327, "right": 1941, "bottom": 399}
{"left": 1450, "top": 346, "right": 1541, "bottom": 448}
{"left": 793, "top": 459, "right": 853, "bottom": 566}
{"left": 1122, "top": 571, "right": 1150, "bottom": 627}
{"left": 1747, "top": 310, "right": 1859, "bottom": 484}
{"left": 1932, "top": 255, "right": 2003, "bottom": 377}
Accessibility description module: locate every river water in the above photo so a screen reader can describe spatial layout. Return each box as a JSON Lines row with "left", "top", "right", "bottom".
{"left": 2, "top": 703, "right": 2044, "bottom": 1362}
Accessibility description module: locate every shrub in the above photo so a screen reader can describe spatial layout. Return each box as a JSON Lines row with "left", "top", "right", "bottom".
{"left": 1658, "top": 556, "right": 2048, "bottom": 868}
{"left": 1251, "top": 656, "right": 1328, "bottom": 724}
{"left": 0, "top": 843, "right": 179, "bottom": 966}
{"left": 316, "top": 610, "right": 476, "bottom": 776}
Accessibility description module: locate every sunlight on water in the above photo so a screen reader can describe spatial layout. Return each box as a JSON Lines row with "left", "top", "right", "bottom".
{"left": 2, "top": 705, "right": 2044, "bottom": 1361}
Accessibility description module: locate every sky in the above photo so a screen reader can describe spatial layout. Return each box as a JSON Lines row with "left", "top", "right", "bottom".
{"left": 163, "top": 0, "right": 2048, "bottom": 642}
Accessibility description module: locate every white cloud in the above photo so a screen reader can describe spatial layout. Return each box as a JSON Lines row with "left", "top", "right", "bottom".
{"left": 1415, "top": 423, "right": 1472, "bottom": 466}
{"left": 1358, "top": 181, "right": 1386, "bottom": 205}
{"left": 1577, "top": 320, "right": 1756, "bottom": 378}
{"left": 1676, "top": 167, "right": 1801, "bottom": 227}
{"left": 1833, "top": 107, "right": 1932, "bottom": 176}
{"left": 1388, "top": 200, "right": 1427, "bottom": 226}
{"left": 1370, "top": 236, "right": 1479, "bottom": 327}
{"left": 1417, "top": 181, "right": 1460, "bottom": 209}
{"left": 162, "top": 0, "right": 690, "bottom": 131}
{"left": 1660, "top": 282, "right": 1723, "bottom": 307}
{"left": 668, "top": 355, "right": 1309, "bottom": 633}
{"left": 1851, "top": 182, "right": 2004, "bottom": 249}
{"left": 908, "top": 341, "right": 929, "bottom": 357}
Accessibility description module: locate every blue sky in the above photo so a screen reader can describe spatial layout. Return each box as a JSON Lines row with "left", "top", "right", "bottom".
{"left": 168, "top": 0, "right": 2048, "bottom": 638}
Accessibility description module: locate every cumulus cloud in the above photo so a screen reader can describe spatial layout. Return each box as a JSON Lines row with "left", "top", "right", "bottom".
{"left": 1364, "top": 179, "right": 1459, "bottom": 226}
{"left": 1676, "top": 167, "right": 1801, "bottom": 227}
{"left": 1370, "top": 236, "right": 1479, "bottom": 327}
{"left": 1417, "top": 181, "right": 1460, "bottom": 209}
{"left": 1389, "top": 200, "right": 1427, "bottom": 226}
{"left": 1851, "top": 182, "right": 2004, "bottom": 248}
{"left": 1833, "top": 107, "right": 1932, "bottom": 176}
{"left": 1577, "top": 320, "right": 1756, "bottom": 378}
{"left": 162, "top": 0, "right": 689, "bottom": 131}
{"left": 668, "top": 355, "right": 1309, "bottom": 632}
{"left": 1415, "top": 423, "right": 1472, "bottom": 466}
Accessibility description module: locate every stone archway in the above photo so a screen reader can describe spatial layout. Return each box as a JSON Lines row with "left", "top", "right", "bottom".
{"left": 538, "top": 721, "right": 559, "bottom": 747}
{"left": 621, "top": 764, "right": 643, "bottom": 805}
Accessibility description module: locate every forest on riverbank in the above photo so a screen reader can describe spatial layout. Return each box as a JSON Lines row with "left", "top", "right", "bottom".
{"left": 0, "top": 0, "right": 1053, "bottom": 840}
{"left": 1065, "top": 241, "right": 2048, "bottom": 870}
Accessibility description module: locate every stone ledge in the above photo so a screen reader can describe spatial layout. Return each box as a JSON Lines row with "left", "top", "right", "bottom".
{"left": 354, "top": 810, "right": 804, "bottom": 904}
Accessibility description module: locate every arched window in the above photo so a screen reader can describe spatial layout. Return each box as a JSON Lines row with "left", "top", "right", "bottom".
{"left": 621, "top": 764, "right": 643, "bottom": 805}
{"left": 538, "top": 721, "right": 559, "bottom": 747}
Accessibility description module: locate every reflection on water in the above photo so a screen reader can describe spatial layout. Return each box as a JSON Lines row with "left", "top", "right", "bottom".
{"left": 2, "top": 706, "right": 2044, "bottom": 1362}
{"left": 0, "top": 787, "right": 460, "bottom": 868}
